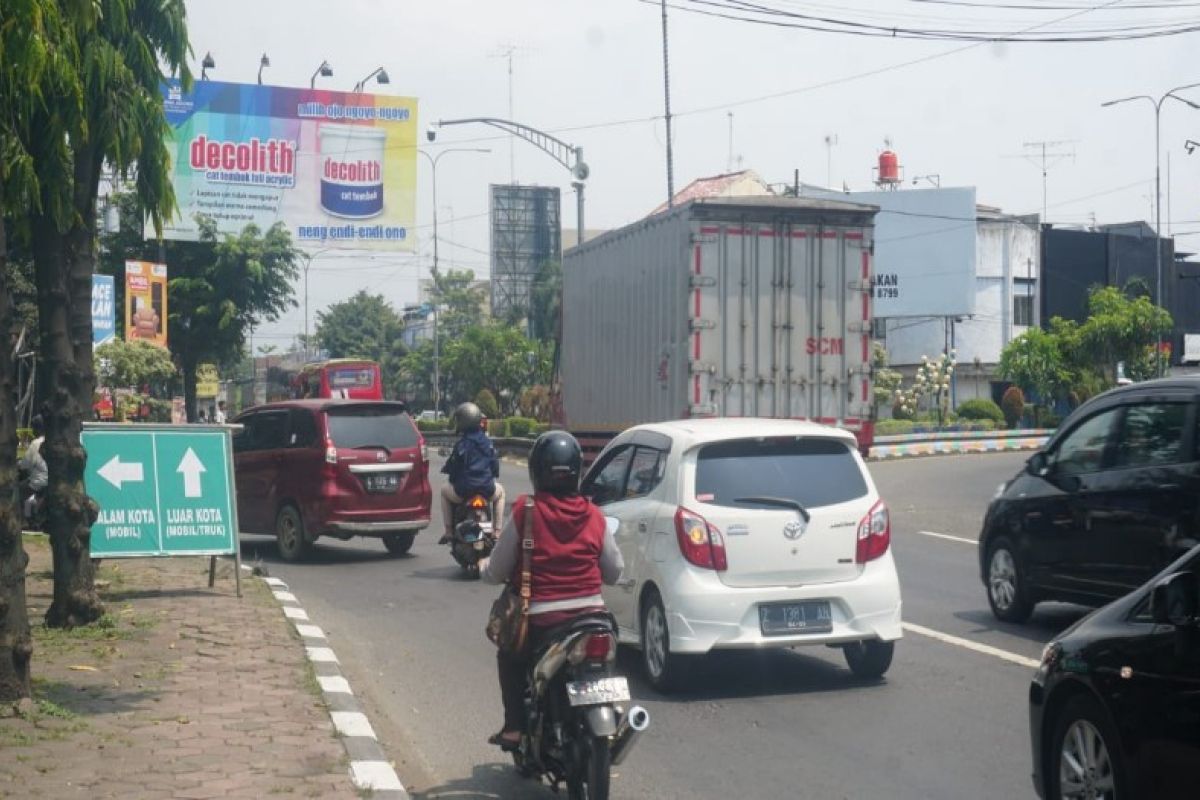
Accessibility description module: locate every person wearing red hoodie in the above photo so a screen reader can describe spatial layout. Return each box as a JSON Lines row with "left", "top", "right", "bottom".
{"left": 480, "top": 431, "right": 624, "bottom": 751}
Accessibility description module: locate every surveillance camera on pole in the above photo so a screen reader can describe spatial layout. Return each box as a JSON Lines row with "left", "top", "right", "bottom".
{"left": 426, "top": 127, "right": 437, "bottom": 143}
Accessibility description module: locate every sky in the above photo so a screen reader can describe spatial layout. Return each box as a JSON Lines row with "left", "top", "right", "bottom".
{"left": 181, "top": 0, "right": 1200, "bottom": 350}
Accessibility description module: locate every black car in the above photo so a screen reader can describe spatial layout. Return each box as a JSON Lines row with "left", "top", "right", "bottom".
{"left": 1029, "top": 543, "right": 1200, "bottom": 799}
{"left": 980, "top": 377, "right": 1200, "bottom": 623}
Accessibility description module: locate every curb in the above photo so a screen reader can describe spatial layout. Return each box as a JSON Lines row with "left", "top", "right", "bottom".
{"left": 242, "top": 565, "right": 409, "bottom": 799}
{"left": 868, "top": 436, "right": 1049, "bottom": 460}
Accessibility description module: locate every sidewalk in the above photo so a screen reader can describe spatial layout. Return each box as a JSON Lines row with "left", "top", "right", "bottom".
{"left": 0, "top": 535, "right": 357, "bottom": 800}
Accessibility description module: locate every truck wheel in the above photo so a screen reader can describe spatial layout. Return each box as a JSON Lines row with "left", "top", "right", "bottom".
{"left": 275, "top": 505, "right": 311, "bottom": 562}
{"left": 382, "top": 532, "right": 415, "bottom": 556}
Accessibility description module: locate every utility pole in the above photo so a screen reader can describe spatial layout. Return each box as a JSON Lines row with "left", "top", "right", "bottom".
{"left": 661, "top": 0, "right": 675, "bottom": 208}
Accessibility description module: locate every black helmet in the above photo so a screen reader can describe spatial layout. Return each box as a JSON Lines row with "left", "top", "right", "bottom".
{"left": 452, "top": 402, "right": 483, "bottom": 434}
{"left": 529, "top": 431, "right": 582, "bottom": 495}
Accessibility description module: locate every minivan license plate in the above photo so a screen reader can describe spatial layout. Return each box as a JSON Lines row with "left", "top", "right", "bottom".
{"left": 365, "top": 474, "right": 398, "bottom": 493}
{"left": 565, "top": 677, "right": 630, "bottom": 707}
{"left": 759, "top": 601, "right": 832, "bottom": 636}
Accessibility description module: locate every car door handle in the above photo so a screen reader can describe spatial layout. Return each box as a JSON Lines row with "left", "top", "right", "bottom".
{"left": 637, "top": 521, "right": 648, "bottom": 533}
{"left": 1160, "top": 483, "right": 1181, "bottom": 491}
{"left": 616, "top": 578, "right": 636, "bottom": 589}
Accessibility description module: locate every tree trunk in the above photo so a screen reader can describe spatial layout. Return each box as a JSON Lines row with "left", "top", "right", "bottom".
{"left": 31, "top": 211, "right": 102, "bottom": 628}
{"left": 68, "top": 147, "right": 100, "bottom": 430}
{"left": 182, "top": 355, "right": 198, "bottom": 423}
{"left": 0, "top": 208, "right": 34, "bottom": 702}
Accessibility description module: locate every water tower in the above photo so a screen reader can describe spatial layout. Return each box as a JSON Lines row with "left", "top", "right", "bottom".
{"left": 873, "top": 141, "right": 903, "bottom": 191}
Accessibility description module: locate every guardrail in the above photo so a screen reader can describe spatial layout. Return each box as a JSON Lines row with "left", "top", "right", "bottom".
{"left": 422, "top": 428, "right": 1056, "bottom": 462}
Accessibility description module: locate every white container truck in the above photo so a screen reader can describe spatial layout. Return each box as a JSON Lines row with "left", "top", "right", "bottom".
{"left": 559, "top": 196, "right": 879, "bottom": 454}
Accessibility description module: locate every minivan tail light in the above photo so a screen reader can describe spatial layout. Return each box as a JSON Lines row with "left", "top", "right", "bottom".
{"left": 324, "top": 442, "right": 338, "bottom": 465}
{"left": 856, "top": 499, "right": 890, "bottom": 564}
{"left": 674, "top": 507, "right": 728, "bottom": 571}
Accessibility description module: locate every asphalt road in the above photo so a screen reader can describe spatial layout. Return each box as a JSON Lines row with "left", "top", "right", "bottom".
{"left": 242, "top": 450, "right": 1091, "bottom": 800}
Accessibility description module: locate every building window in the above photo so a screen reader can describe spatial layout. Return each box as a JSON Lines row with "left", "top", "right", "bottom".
{"left": 872, "top": 317, "right": 887, "bottom": 342}
{"left": 1014, "top": 278, "right": 1036, "bottom": 327}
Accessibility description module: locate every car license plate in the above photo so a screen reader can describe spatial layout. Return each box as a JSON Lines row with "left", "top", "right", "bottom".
{"left": 759, "top": 601, "right": 833, "bottom": 636}
{"left": 565, "top": 676, "right": 630, "bottom": 707}
{"left": 473, "top": 540, "right": 486, "bottom": 551}
{"left": 364, "top": 473, "right": 398, "bottom": 493}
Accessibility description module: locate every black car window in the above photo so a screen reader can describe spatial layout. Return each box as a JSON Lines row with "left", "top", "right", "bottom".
{"left": 624, "top": 447, "right": 666, "bottom": 500}
{"left": 253, "top": 411, "right": 290, "bottom": 452}
{"left": 1114, "top": 403, "right": 1189, "bottom": 469}
{"left": 325, "top": 405, "right": 418, "bottom": 450}
{"left": 290, "top": 409, "right": 319, "bottom": 448}
{"left": 232, "top": 414, "right": 256, "bottom": 453}
{"left": 1052, "top": 408, "right": 1121, "bottom": 477}
{"left": 695, "top": 437, "right": 868, "bottom": 509}
{"left": 583, "top": 446, "right": 634, "bottom": 507}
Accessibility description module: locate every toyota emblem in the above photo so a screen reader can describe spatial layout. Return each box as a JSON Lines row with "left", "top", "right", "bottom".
{"left": 783, "top": 520, "right": 806, "bottom": 540}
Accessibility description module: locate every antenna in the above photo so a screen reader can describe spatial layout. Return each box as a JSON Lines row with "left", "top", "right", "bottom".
{"left": 727, "top": 112, "right": 734, "bottom": 173}
{"left": 1005, "top": 139, "right": 1077, "bottom": 223}
{"left": 488, "top": 43, "right": 534, "bottom": 182}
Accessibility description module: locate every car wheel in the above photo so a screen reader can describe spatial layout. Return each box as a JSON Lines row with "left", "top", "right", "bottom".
{"left": 382, "top": 532, "right": 415, "bottom": 556}
{"left": 986, "top": 536, "right": 1034, "bottom": 623}
{"left": 1048, "top": 695, "right": 1125, "bottom": 800}
{"left": 641, "top": 591, "right": 684, "bottom": 694}
{"left": 843, "top": 639, "right": 894, "bottom": 679}
{"left": 275, "top": 505, "right": 311, "bottom": 563}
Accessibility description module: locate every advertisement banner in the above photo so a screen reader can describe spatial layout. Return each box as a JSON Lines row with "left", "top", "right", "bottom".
{"left": 92, "top": 274, "right": 116, "bottom": 346}
{"left": 125, "top": 261, "right": 168, "bottom": 347}
{"left": 156, "top": 80, "right": 417, "bottom": 251}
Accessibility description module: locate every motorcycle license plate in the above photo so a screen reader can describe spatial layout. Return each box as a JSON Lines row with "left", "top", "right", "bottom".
{"left": 479, "top": 521, "right": 494, "bottom": 533}
{"left": 364, "top": 474, "right": 398, "bottom": 493}
{"left": 473, "top": 540, "right": 486, "bottom": 551}
{"left": 565, "top": 677, "right": 630, "bottom": 707}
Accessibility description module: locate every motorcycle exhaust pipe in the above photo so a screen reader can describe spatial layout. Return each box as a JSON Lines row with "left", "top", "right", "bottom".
{"left": 609, "top": 705, "right": 650, "bottom": 766}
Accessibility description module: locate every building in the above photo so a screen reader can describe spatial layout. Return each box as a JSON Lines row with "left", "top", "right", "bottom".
{"left": 400, "top": 303, "right": 434, "bottom": 349}
{"left": 648, "top": 169, "right": 774, "bottom": 216}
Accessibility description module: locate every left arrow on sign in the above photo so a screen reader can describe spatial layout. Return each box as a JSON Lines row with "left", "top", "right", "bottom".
{"left": 97, "top": 455, "right": 145, "bottom": 489}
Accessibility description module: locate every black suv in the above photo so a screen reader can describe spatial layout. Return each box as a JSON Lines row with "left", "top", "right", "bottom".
{"left": 980, "top": 376, "right": 1200, "bottom": 622}
{"left": 1029, "top": 544, "right": 1200, "bottom": 799}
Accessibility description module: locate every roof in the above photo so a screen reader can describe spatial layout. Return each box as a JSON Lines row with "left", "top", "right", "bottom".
{"left": 649, "top": 169, "right": 775, "bottom": 216}
{"left": 629, "top": 417, "right": 856, "bottom": 449}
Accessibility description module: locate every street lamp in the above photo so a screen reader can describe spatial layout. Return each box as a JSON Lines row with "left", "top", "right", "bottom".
{"left": 299, "top": 249, "right": 333, "bottom": 359}
{"left": 201, "top": 52, "right": 215, "bottom": 81}
{"left": 257, "top": 53, "right": 270, "bottom": 85}
{"left": 310, "top": 60, "right": 333, "bottom": 89}
{"left": 1102, "top": 81, "right": 1200, "bottom": 374}
{"left": 419, "top": 129, "right": 490, "bottom": 413}
{"left": 353, "top": 67, "right": 390, "bottom": 93}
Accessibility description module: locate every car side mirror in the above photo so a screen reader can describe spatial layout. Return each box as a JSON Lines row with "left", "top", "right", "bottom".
{"left": 1027, "top": 452, "right": 1050, "bottom": 477}
{"left": 1151, "top": 571, "right": 1199, "bottom": 627}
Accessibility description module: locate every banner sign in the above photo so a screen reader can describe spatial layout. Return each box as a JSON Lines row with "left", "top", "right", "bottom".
{"left": 156, "top": 80, "right": 417, "bottom": 251}
{"left": 124, "top": 260, "right": 168, "bottom": 348}
{"left": 92, "top": 274, "right": 116, "bottom": 346}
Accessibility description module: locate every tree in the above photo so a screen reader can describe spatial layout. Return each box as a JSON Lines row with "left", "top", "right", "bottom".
{"left": 94, "top": 338, "right": 178, "bottom": 392}
{"left": 314, "top": 291, "right": 406, "bottom": 395}
{"left": 432, "top": 269, "right": 488, "bottom": 339}
{"left": 1076, "top": 285, "right": 1173, "bottom": 383}
{"left": 419, "top": 323, "right": 551, "bottom": 415}
{"left": 998, "top": 328, "right": 1066, "bottom": 426}
{"left": 529, "top": 259, "right": 561, "bottom": 345}
{"left": 870, "top": 342, "right": 902, "bottom": 417}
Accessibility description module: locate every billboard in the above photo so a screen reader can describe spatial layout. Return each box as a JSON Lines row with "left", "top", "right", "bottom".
{"left": 156, "top": 80, "right": 417, "bottom": 250}
{"left": 811, "top": 187, "right": 977, "bottom": 318}
{"left": 125, "top": 261, "right": 168, "bottom": 348}
{"left": 92, "top": 274, "right": 116, "bottom": 346}
{"left": 490, "top": 184, "right": 561, "bottom": 319}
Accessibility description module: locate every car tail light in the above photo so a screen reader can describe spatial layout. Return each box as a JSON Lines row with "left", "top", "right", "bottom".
{"left": 674, "top": 507, "right": 727, "bottom": 571}
{"left": 568, "top": 633, "right": 616, "bottom": 665}
{"left": 419, "top": 437, "right": 428, "bottom": 463}
{"left": 856, "top": 499, "right": 890, "bottom": 564}
{"left": 324, "top": 438, "right": 338, "bottom": 465}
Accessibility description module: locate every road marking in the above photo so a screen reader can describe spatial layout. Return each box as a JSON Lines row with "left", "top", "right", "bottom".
{"left": 318, "top": 675, "right": 353, "bottom": 694}
{"left": 282, "top": 606, "right": 309, "bottom": 621}
{"left": 331, "top": 711, "right": 377, "bottom": 738}
{"left": 306, "top": 646, "right": 339, "bottom": 664}
{"left": 294, "top": 623, "right": 325, "bottom": 639}
{"left": 263, "top": 576, "right": 287, "bottom": 587}
{"left": 915, "top": 530, "right": 978, "bottom": 546}
{"left": 273, "top": 590, "right": 298, "bottom": 603}
{"left": 350, "top": 761, "right": 405, "bottom": 792}
{"left": 903, "top": 622, "right": 1041, "bottom": 669}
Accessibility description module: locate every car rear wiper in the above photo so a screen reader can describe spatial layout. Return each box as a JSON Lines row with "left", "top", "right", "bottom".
{"left": 733, "top": 496, "right": 811, "bottom": 523}
{"left": 347, "top": 443, "right": 392, "bottom": 456}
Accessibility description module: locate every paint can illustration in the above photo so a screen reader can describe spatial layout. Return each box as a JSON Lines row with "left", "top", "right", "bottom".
{"left": 319, "top": 124, "right": 386, "bottom": 219}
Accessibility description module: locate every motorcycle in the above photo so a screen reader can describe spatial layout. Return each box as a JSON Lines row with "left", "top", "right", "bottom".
{"left": 511, "top": 612, "right": 650, "bottom": 800}
{"left": 449, "top": 493, "right": 496, "bottom": 578}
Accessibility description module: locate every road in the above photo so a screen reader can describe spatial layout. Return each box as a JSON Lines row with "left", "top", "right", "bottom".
{"left": 241, "top": 450, "right": 1090, "bottom": 799}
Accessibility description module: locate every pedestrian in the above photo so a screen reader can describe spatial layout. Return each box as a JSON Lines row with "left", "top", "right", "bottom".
{"left": 214, "top": 400, "right": 227, "bottom": 424}
{"left": 197, "top": 410, "right": 207, "bottom": 424}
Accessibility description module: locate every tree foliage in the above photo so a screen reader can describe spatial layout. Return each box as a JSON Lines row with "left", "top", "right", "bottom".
{"left": 314, "top": 290, "right": 406, "bottom": 395}
{"left": 94, "top": 338, "right": 178, "bottom": 391}
{"left": 998, "top": 327, "right": 1066, "bottom": 424}
{"left": 432, "top": 268, "right": 488, "bottom": 339}
{"left": 529, "top": 259, "right": 561, "bottom": 344}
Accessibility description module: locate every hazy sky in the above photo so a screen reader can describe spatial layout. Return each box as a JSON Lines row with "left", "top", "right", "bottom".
{"left": 182, "top": 0, "right": 1200, "bottom": 348}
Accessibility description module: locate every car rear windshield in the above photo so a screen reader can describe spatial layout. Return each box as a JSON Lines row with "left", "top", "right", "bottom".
{"left": 326, "top": 406, "right": 418, "bottom": 451}
{"left": 694, "top": 437, "right": 868, "bottom": 509}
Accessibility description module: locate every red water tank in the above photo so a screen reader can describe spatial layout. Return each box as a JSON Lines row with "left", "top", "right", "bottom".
{"left": 878, "top": 150, "right": 900, "bottom": 183}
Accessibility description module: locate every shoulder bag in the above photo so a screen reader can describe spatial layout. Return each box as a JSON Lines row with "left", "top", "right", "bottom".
{"left": 486, "top": 496, "right": 534, "bottom": 654}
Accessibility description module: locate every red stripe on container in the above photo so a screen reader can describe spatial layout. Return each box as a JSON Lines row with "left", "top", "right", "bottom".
{"left": 846, "top": 232, "right": 864, "bottom": 240}
{"left": 758, "top": 230, "right": 776, "bottom": 237}
{"left": 861, "top": 334, "right": 869, "bottom": 361}
{"left": 693, "top": 245, "right": 702, "bottom": 360}
{"left": 861, "top": 249, "right": 870, "bottom": 281}
{"left": 863, "top": 378, "right": 870, "bottom": 402}
{"left": 694, "top": 375, "right": 700, "bottom": 404}
{"left": 862, "top": 292, "right": 869, "bottom": 322}
{"left": 790, "top": 231, "right": 808, "bottom": 239}
{"left": 699, "top": 226, "right": 720, "bottom": 234}
{"left": 821, "top": 232, "right": 837, "bottom": 239}
{"left": 845, "top": 417, "right": 862, "bottom": 425}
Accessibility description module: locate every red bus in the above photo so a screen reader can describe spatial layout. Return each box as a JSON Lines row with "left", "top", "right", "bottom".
{"left": 291, "top": 359, "right": 384, "bottom": 401}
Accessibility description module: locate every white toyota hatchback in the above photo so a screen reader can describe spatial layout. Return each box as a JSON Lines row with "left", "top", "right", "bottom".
{"left": 581, "top": 418, "right": 902, "bottom": 692}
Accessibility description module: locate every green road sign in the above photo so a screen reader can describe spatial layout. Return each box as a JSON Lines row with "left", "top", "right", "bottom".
{"left": 84, "top": 425, "right": 239, "bottom": 558}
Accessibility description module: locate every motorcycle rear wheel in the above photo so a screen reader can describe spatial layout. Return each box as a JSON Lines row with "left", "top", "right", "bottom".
{"left": 566, "top": 734, "right": 610, "bottom": 800}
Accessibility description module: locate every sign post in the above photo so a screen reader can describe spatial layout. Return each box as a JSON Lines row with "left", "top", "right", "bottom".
{"left": 84, "top": 423, "right": 242, "bottom": 597}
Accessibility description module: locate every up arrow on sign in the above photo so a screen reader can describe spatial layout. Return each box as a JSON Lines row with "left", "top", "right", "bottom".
{"left": 177, "top": 447, "right": 206, "bottom": 498}
{"left": 97, "top": 455, "right": 145, "bottom": 489}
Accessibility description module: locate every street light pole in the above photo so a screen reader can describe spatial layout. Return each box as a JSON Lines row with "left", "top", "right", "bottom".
{"left": 417, "top": 145, "right": 491, "bottom": 413}
{"left": 1102, "top": 81, "right": 1200, "bottom": 376}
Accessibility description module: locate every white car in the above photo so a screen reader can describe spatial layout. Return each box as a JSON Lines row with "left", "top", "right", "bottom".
{"left": 582, "top": 418, "right": 902, "bottom": 692}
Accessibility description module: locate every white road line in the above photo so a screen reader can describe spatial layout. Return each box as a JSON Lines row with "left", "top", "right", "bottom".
{"left": 273, "top": 591, "right": 298, "bottom": 603}
{"left": 331, "top": 711, "right": 377, "bottom": 739}
{"left": 350, "top": 761, "right": 405, "bottom": 792}
{"left": 263, "top": 577, "right": 288, "bottom": 588}
{"left": 318, "top": 675, "right": 353, "bottom": 694}
{"left": 915, "top": 530, "right": 978, "bottom": 546}
{"left": 282, "top": 606, "right": 309, "bottom": 621}
{"left": 306, "top": 646, "right": 339, "bottom": 664}
{"left": 903, "top": 622, "right": 1041, "bottom": 669}
{"left": 294, "top": 623, "right": 326, "bottom": 639}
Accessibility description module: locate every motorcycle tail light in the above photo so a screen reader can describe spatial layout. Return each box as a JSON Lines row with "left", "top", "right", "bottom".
{"left": 568, "top": 633, "right": 616, "bottom": 666}
{"left": 469, "top": 495, "right": 487, "bottom": 509}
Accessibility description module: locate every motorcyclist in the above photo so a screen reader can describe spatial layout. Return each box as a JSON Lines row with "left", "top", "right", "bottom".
{"left": 439, "top": 402, "right": 506, "bottom": 545}
{"left": 480, "top": 431, "right": 624, "bottom": 750}
{"left": 18, "top": 415, "right": 48, "bottom": 521}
